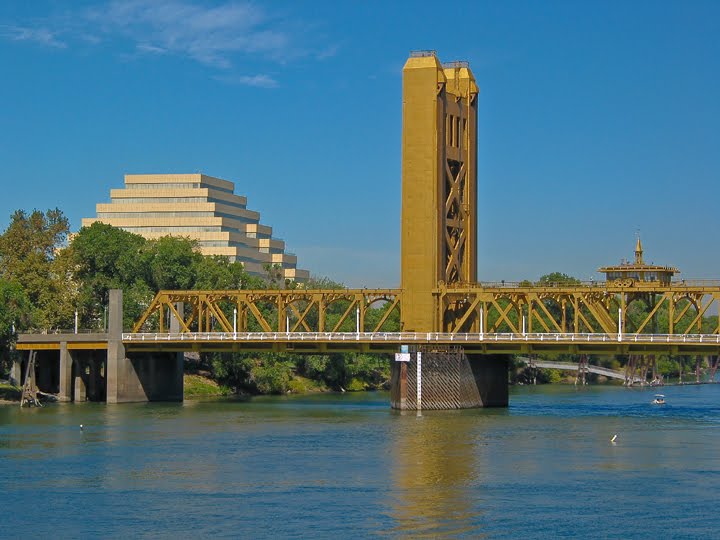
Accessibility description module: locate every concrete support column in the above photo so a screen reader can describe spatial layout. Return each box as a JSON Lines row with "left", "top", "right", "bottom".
{"left": 9, "top": 357, "right": 23, "bottom": 387}
{"left": 107, "top": 288, "right": 140, "bottom": 403}
{"left": 74, "top": 360, "right": 87, "bottom": 402}
{"left": 467, "top": 354, "right": 509, "bottom": 407}
{"left": 59, "top": 342, "right": 73, "bottom": 402}
{"left": 168, "top": 303, "right": 185, "bottom": 401}
{"left": 170, "top": 303, "right": 183, "bottom": 333}
{"left": 173, "top": 351, "right": 184, "bottom": 400}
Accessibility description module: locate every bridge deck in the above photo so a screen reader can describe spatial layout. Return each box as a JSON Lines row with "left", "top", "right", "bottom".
{"left": 16, "top": 333, "right": 109, "bottom": 350}
{"left": 17, "top": 331, "right": 720, "bottom": 355}
{"left": 120, "top": 332, "right": 720, "bottom": 355}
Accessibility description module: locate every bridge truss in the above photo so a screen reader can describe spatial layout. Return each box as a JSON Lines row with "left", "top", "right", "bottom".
{"left": 437, "top": 281, "right": 720, "bottom": 336}
{"left": 133, "top": 289, "right": 401, "bottom": 335}
{"left": 126, "top": 282, "right": 720, "bottom": 356}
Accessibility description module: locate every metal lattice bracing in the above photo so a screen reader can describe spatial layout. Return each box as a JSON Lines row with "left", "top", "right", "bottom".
{"left": 444, "top": 159, "right": 468, "bottom": 284}
{"left": 133, "top": 289, "right": 401, "bottom": 335}
{"left": 434, "top": 282, "right": 720, "bottom": 337}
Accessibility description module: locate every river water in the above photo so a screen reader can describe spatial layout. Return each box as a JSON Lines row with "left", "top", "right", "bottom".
{"left": 2, "top": 383, "right": 720, "bottom": 539}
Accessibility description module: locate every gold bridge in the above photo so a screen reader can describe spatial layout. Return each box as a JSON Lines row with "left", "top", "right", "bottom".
{"left": 129, "top": 280, "right": 720, "bottom": 356}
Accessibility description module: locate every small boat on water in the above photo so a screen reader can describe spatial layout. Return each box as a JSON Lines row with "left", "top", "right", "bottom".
{"left": 652, "top": 394, "right": 666, "bottom": 405}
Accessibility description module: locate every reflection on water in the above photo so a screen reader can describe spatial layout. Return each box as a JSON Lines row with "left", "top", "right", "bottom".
{"left": 388, "top": 411, "right": 489, "bottom": 538}
{"left": 2, "top": 386, "right": 720, "bottom": 538}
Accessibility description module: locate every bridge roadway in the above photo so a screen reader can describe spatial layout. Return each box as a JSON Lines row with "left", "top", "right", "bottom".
{"left": 119, "top": 331, "right": 720, "bottom": 355}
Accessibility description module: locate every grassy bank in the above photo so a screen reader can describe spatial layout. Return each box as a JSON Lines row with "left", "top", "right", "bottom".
{"left": 0, "top": 383, "right": 21, "bottom": 402}
{"left": 184, "top": 374, "right": 232, "bottom": 398}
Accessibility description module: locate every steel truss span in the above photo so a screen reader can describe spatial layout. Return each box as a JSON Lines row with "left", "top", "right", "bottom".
{"left": 437, "top": 282, "right": 720, "bottom": 337}
{"left": 132, "top": 289, "right": 401, "bottom": 335}
{"left": 133, "top": 282, "right": 720, "bottom": 348}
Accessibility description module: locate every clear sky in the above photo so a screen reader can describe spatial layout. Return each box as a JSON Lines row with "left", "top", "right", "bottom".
{"left": 1, "top": 1, "right": 719, "bottom": 288}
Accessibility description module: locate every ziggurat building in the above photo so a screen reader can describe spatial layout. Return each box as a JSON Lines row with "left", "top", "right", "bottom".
{"left": 82, "top": 173, "right": 309, "bottom": 282}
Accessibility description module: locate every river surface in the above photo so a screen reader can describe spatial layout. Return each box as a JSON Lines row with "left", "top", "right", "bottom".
{"left": 2, "top": 383, "right": 720, "bottom": 539}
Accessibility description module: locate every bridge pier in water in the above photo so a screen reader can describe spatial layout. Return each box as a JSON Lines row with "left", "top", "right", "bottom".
{"left": 106, "top": 289, "right": 183, "bottom": 403}
{"left": 390, "top": 347, "right": 509, "bottom": 410}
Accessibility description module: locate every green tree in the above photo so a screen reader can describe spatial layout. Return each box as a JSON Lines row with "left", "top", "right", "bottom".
{"left": 146, "top": 236, "right": 201, "bottom": 290}
{"left": 0, "top": 208, "right": 71, "bottom": 329}
{"left": 263, "top": 263, "right": 284, "bottom": 288}
{"left": 0, "top": 279, "right": 31, "bottom": 375}
{"left": 306, "top": 276, "right": 345, "bottom": 290}
{"left": 537, "top": 272, "right": 580, "bottom": 286}
{"left": 71, "top": 223, "right": 148, "bottom": 285}
{"left": 70, "top": 222, "right": 150, "bottom": 328}
{"left": 192, "top": 255, "right": 251, "bottom": 290}
{"left": 249, "top": 354, "right": 295, "bottom": 394}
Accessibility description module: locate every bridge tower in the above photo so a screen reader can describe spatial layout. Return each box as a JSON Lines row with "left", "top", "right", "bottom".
{"left": 400, "top": 51, "right": 478, "bottom": 333}
{"left": 394, "top": 51, "right": 508, "bottom": 410}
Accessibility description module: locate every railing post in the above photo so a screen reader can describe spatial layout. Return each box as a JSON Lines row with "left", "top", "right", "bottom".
{"left": 480, "top": 306, "right": 484, "bottom": 341}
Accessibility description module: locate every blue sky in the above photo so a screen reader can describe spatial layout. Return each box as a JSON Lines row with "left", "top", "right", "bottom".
{"left": 1, "top": 1, "right": 719, "bottom": 288}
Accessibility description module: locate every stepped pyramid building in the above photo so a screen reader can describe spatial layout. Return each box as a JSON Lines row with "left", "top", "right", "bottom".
{"left": 82, "top": 173, "right": 309, "bottom": 282}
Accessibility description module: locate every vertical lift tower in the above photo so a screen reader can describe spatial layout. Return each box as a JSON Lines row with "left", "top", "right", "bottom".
{"left": 392, "top": 51, "right": 508, "bottom": 409}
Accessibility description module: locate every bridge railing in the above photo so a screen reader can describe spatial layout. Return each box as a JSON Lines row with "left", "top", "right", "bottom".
{"left": 121, "top": 331, "right": 720, "bottom": 344}
{"left": 475, "top": 279, "right": 720, "bottom": 288}
{"left": 24, "top": 328, "right": 101, "bottom": 335}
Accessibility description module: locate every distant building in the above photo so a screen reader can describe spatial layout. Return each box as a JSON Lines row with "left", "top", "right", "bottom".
{"left": 82, "top": 173, "right": 309, "bottom": 282}
{"left": 598, "top": 237, "right": 679, "bottom": 285}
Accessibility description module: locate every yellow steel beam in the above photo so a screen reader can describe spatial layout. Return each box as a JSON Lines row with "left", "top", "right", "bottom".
{"left": 370, "top": 296, "right": 401, "bottom": 333}
{"left": 69, "top": 342, "right": 108, "bottom": 350}
{"left": 634, "top": 293, "right": 669, "bottom": 334}
{"left": 449, "top": 296, "right": 481, "bottom": 334}
{"left": 331, "top": 298, "right": 359, "bottom": 333}
{"left": 16, "top": 343, "right": 60, "bottom": 350}
{"left": 529, "top": 297, "right": 557, "bottom": 333}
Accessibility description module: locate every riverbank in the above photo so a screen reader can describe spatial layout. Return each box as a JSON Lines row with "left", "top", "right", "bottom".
{"left": 0, "top": 372, "right": 385, "bottom": 403}
{"left": 0, "top": 382, "right": 20, "bottom": 403}
{"left": 183, "top": 373, "right": 329, "bottom": 399}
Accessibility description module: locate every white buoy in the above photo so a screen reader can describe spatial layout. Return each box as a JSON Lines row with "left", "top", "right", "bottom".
{"left": 611, "top": 434, "right": 617, "bottom": 443}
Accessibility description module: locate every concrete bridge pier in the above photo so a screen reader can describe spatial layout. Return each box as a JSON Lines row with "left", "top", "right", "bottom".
{"left": 9, "top": 358, "right": 22, "bottom": 387}
{"left": 106, "top": 289, "right": 183, "bottom": 403}
{"left": 390, "top": 347, "right": 508, "bottom": 410}
{"left": 59, "top": 342, "right": 72, "bottom": 402}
